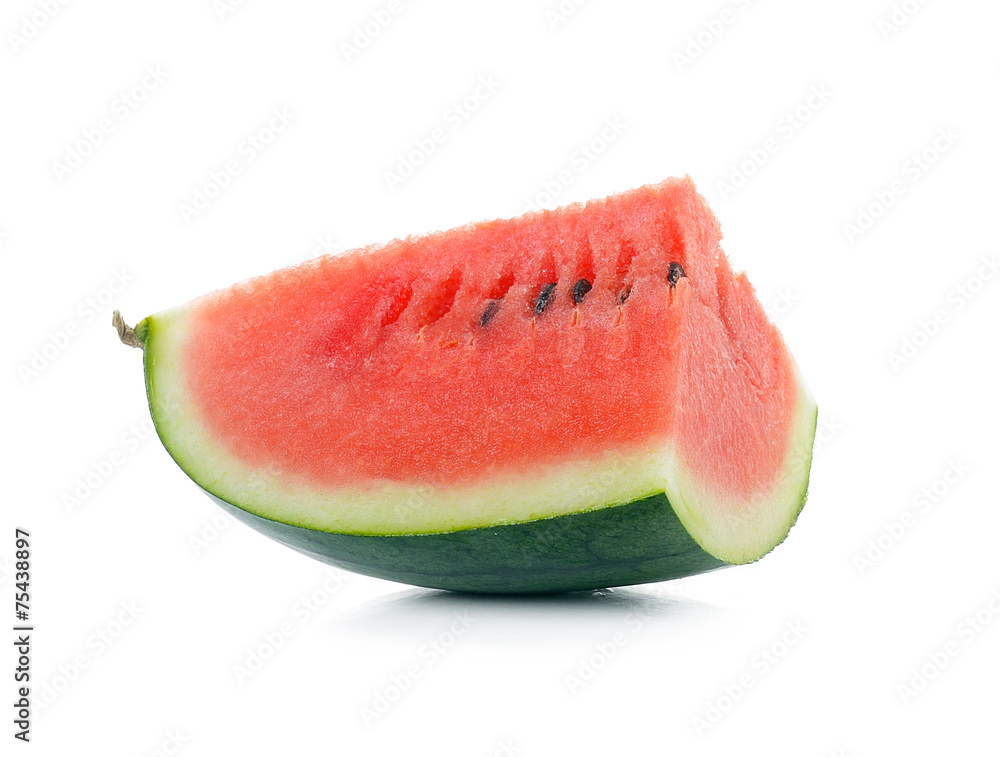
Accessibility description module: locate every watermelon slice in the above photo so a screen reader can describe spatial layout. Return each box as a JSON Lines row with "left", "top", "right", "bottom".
{"left": 116, "top": 177, "right": 816, "bottom": 593}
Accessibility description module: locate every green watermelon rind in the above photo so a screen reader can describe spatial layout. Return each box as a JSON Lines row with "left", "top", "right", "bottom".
{"left": 204, "top": 488, "right": 731, "bottom": 594}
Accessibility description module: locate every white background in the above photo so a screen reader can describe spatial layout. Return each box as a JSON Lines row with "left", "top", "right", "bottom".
{"left": 3, "top": 0, "right": 999, "bottom": 754}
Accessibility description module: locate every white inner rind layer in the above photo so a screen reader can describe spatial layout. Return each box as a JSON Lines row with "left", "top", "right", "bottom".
{"left": 144, "top": 308, "right": 817, "bottom": 564}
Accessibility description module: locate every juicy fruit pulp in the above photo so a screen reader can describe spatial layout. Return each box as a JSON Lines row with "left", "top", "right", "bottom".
{"left": 121, "top": 177, "right": 817, "bottom": 593}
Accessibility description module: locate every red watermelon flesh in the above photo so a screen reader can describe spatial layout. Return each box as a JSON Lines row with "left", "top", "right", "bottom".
{"left": 136, "top": 177, "right": 816, "bottom": 564}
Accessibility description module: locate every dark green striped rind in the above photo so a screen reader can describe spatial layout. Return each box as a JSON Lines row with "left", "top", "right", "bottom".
{"left": 204, "top": 488, "right": 730, "bottom": 594}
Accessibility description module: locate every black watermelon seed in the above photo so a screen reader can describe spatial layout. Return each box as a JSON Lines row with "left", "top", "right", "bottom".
{"left": 534, "top": 282, "right": 557, "bottom": 315}
{"left": 572, "top": 278, "right": 593, "bottom": 305}
{"left": 619, "top": 287, "right": 631, "bottom": 304}
{"left": 668, "top": 261, "right": 687, "bottom": 287}
{"left": 479, "top": 300, "right": 500, "bottom": 327}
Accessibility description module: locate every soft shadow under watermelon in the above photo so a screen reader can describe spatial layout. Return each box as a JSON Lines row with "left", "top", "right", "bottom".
{"left": 329, "top": 585, "right": 728, "bottom": 640}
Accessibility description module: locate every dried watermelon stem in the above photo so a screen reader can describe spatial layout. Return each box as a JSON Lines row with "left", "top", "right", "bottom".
{"left": 112, "top": 310, "right": 144, "bottom": 350}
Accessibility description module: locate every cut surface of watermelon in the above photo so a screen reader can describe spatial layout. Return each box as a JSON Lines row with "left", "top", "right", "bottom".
{"left": 130, "top": 177, "right": 816, "bottom": 591}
